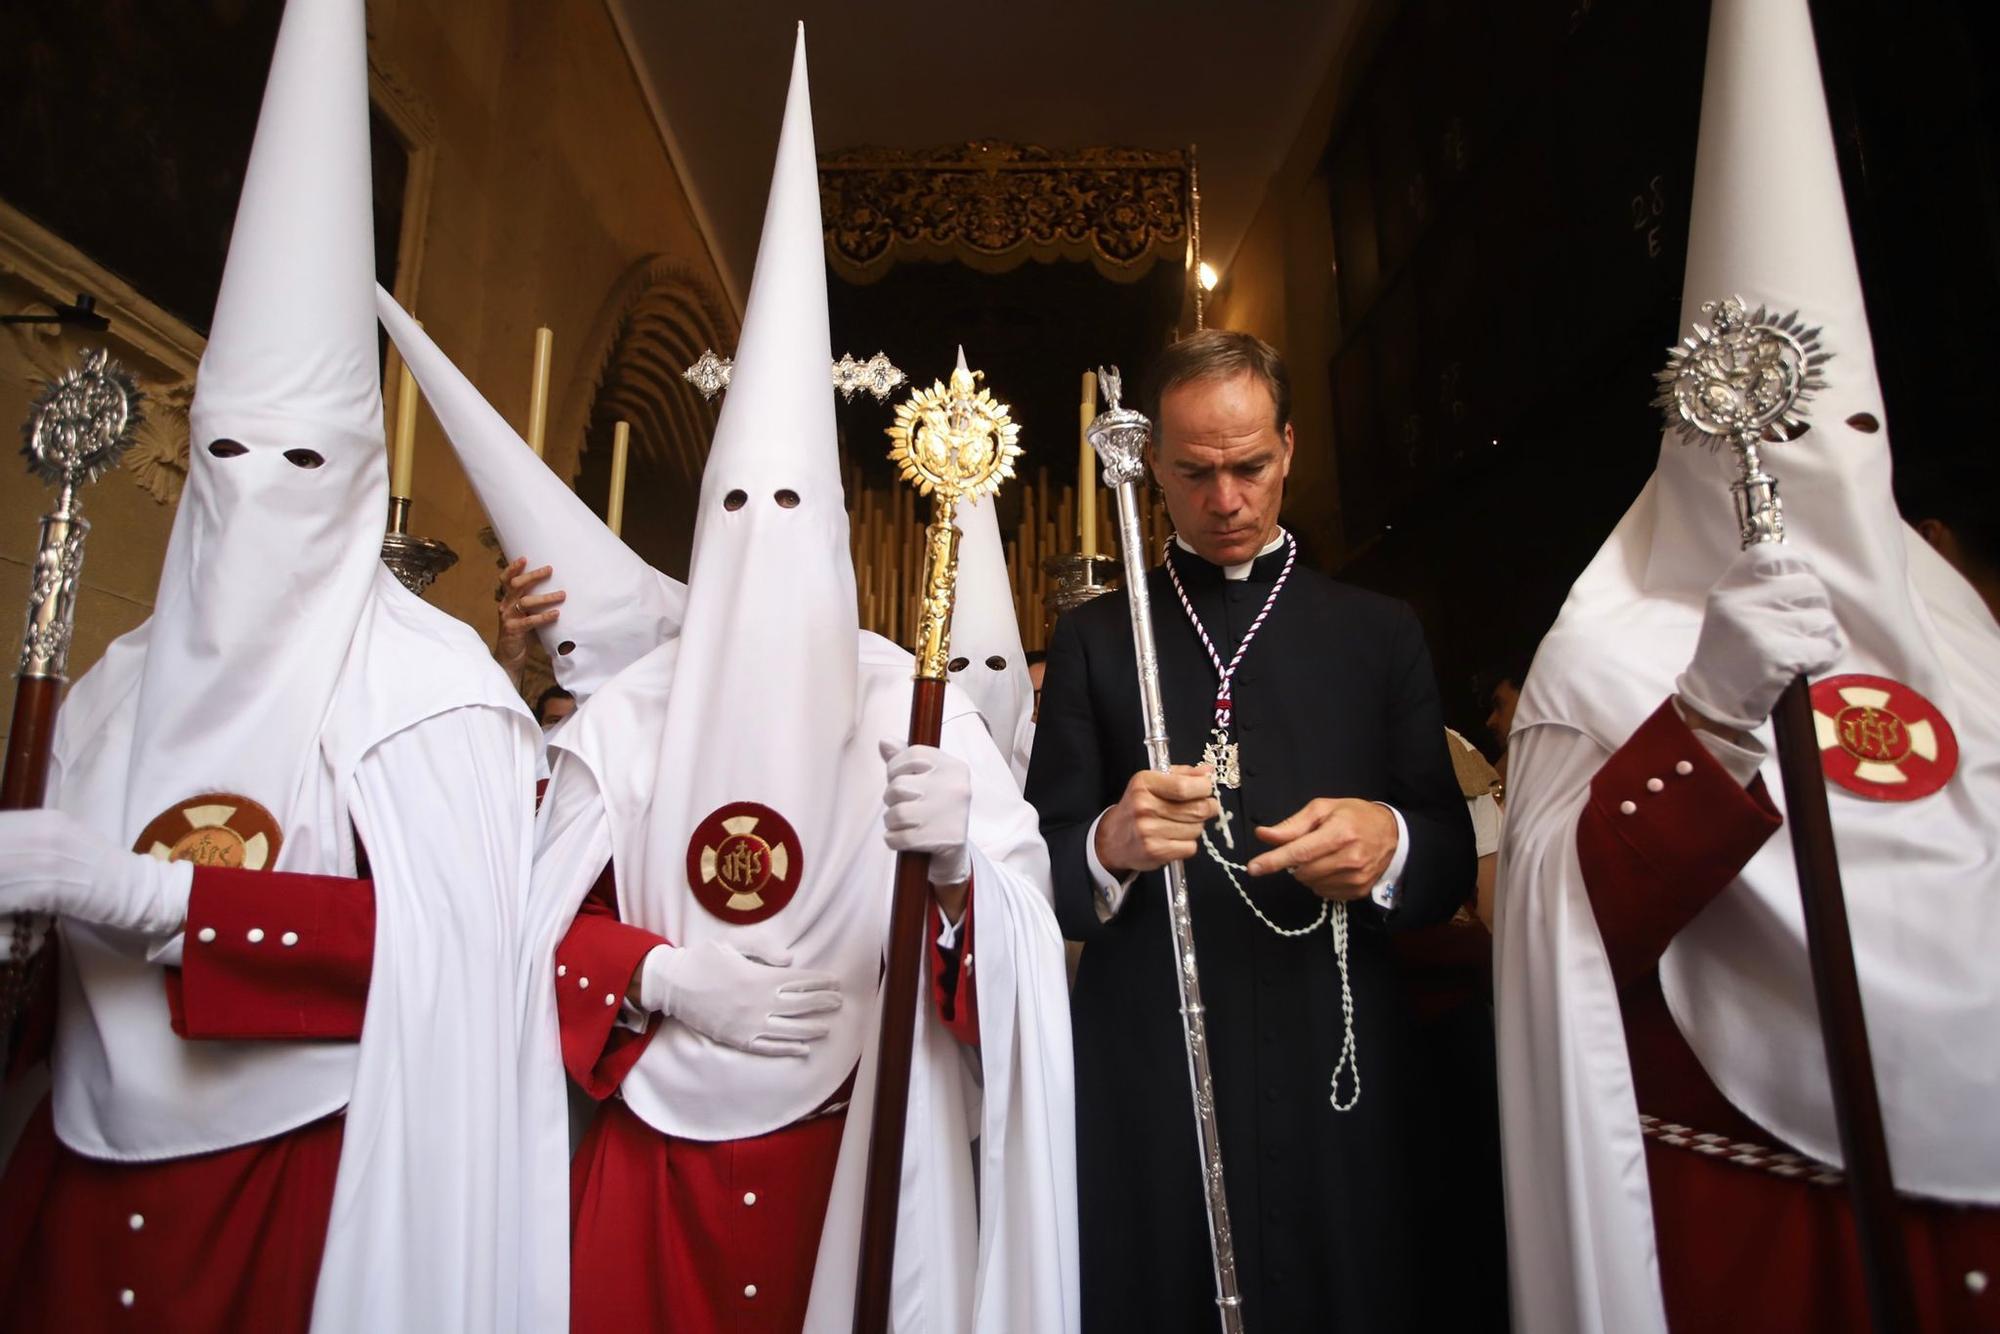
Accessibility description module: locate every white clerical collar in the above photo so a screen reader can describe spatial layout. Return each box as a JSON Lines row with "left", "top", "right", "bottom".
{"left": 1175, "top": 528, "right": 1288, "bottom": 581}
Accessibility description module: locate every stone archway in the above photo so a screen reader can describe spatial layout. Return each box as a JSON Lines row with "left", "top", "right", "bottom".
{"left": 564, "top": 256, "right": 737, "bottom": 580}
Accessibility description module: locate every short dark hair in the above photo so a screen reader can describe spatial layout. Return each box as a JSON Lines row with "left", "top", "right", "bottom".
{"left": 534, "top": 684, "right": 575, "bottom": 724}
{"left": 1140, "top": 329, "right": 1292, "bottom": 434}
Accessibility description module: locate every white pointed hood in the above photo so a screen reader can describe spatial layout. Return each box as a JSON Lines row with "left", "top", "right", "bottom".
{"left": 560, "top": 27, "right": 890, "bottom": 1140}
{"left": 375, "top": 286, "right": 687, "bottom": 697}
{"left": 1515, "top": 0, "right": 2000, "bottom": 1198}
{"left": 117, "top": 0, "right": 387, "bottom": 852}
{"left": 663, "top": 23, "right": 857, "bottom": 871}
{"left": 948, "top": 463, "right": 1033, "bottom": 786}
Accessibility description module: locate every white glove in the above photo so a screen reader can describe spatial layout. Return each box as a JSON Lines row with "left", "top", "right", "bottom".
{"left": 636, "top": 941, "right": 841, "bottom": 1059}
{"left": 0, "top": 809, "right": 192, "bottom": 937}
{"left": 878, "top": 740, "right": 973, "bottom": 886}
{"left": 1677, "top": 545, "right": 1848, "bottom": 733}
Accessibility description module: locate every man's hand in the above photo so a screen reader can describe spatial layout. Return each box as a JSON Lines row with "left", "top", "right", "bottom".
{"left": 635, "top": 941, "right": 841, "bottom": 1059}
{"left": 1094, "top": 765, "right": 1220, "bottom": 876}
{"left": 1247, "top": 798, "right": 1398, "bottom": 901}
{"left": 495, "top": 556, "right": 565, "bottom": 670}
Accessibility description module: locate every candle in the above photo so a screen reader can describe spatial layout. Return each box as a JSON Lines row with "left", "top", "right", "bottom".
{"left": 607, "top": 420, "right": 630, "bottom": 537}
{"left": 1078, "top": 370, "right": 1099, "bottom": 555}
{"left": 391, "top": 332, "right": 420, "bottom": 499}
{"left": 526, "top": 326, "right": 554, "bottom": 459}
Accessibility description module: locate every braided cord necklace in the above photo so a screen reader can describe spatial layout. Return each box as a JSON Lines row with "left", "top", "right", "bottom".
{"left": 1164, "top": 533, "right": 1361, "bottom": 1111}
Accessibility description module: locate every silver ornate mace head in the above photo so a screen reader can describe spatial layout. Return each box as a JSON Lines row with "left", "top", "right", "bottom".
{"left": 1655, "top": 297, "right": 1829, "bottom": 452}
{"left": 1087, "top": 363, "right": 1151, "bottom": 487}
{"left": 22, "top": 348, "right": 142, "bottom": 488}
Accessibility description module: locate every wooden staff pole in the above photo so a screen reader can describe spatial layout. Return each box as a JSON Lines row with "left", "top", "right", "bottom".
{"left": 854, "top": 356, "right": 1019, "bottom": 1333}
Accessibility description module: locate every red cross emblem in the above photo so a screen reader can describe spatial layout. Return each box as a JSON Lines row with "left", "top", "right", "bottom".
{"left": 685, "top": 802, "right": 802, "bottom": 924}
{"left": 1810, "top": 674, "right": 1958, "bottom": 802}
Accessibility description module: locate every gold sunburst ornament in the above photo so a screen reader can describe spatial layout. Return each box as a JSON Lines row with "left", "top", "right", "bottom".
{"left": 887, "top": 355, "right": 1021, "bottom": 501}
{"left": 886, "top": 350, "right": 1021, "bottom": 680}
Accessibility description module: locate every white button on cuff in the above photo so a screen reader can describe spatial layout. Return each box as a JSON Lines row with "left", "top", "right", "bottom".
{"left": 197, "top": 927, "right": 216, "bottom": 943}
{"left": 578, "top": 976, "right": 590, "bottom": 990}
{"left": 744, "top": 1284, "right": 758, "bottom": 1299}
{"left": 1619, "top": 801, "right": 1637, "bottom": 816}
{"left": 557, "top": 964, "right": 567, "bottom": 977}
{"left": 1646, "top": 778, "right": 1665, "bottom": 793}
{"left": 120, "top": 1289, "right": 135, "bottom": 1308}
{"left": 281, "top": 931, "right": 299, "bottom": 947}
{"left": 604, "top": 993, "right": 616, "bottom": 1007}
{"left": 1968, "top": 1270, "right": 1989, "bottom": 1295}
{"left": 246, "top": 928, "right": 265, "bottom": 944}
{"left": 128, "top": 1214, "right": 144, "bottom": 1231}
{"left": 743, "top": 1192, "right": 757, "bottom": 1206}
{"left": 1675, "top": 760, "right": 1695, "bottom": 776}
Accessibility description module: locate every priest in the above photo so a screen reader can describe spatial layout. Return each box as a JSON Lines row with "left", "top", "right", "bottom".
{"left": 0, "top": 0, "right": 563, "bottom": 1327}
{"left": 1028, "top": 329, "right": 1474, "bottom": 1331}
{"left": 1494, "top": 2, "right": 2000, "bottom": 1330}
{"left": 530, "top": 29, "right": 1075, "bottom": 1334}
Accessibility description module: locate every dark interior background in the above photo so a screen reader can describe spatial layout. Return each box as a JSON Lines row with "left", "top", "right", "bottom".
{"left": 1301, "top": 0, "right": 1998, "bottom": 750}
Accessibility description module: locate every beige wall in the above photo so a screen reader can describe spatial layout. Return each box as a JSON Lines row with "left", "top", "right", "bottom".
{"left": 1208, "top": 0, "right": 1386, "bottom": 567}
{"left": 0, "top": 0, "right": 729, "bottom": 746}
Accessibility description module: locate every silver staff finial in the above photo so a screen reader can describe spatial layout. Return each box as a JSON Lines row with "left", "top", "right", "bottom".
{"left": 1097, "top": 365, "right": 1124, "bottom": 413}
{"left": 1656, "top": 296, "right": 1831, "bottom": 549}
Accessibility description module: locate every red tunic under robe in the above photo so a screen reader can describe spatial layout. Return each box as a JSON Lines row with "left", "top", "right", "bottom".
{"left": 561, "top": 866, "right": 979, "bottom": 1334}
{"left": 1580, "top": 701, "right": 2000, "bottom": 1332}
{"left": 0, "top": 864, "right": 374, "bottom": 1333}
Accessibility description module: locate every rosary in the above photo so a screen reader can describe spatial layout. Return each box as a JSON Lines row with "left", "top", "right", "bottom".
{"left": 1164, "top": 534, "right": 1360, "bottom": 1112}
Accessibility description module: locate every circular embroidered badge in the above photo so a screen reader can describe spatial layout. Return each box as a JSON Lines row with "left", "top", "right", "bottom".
{"left": 133, "top": 793, "right": 283, "bottom": 869}
{"left": 1810, "top": 674, "right": 1958, "bottom": 802}
{"left": 685, "top": 803, "right": 802, "bottom": 924}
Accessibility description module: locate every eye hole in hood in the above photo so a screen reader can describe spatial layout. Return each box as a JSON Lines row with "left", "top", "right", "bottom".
{"left": 208, "top": 439, "right": 248, "bottom": 459}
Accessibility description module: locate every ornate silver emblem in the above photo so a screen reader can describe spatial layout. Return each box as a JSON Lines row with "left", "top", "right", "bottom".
{"left": 832, "top": 350, "right": 906, "bottom": 404}
{"left": 23, "top": 347, "right": 140, "bottom": 488}
{"left": 683, "top": 348, "right": 733, "bottom": 401}
{"left": 1656, "top": 297, "right": 1828, "bottom": 450}
{"left": 1656, "top": 297, "right": 1831, "bottom": 549}
{"left": 686, "top": 349, "right": 909, "bottom": 406}
{"left": 16, "top": 349, "right": 143, "bottom": 680}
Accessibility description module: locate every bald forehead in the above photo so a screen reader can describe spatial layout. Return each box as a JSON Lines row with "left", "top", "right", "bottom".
{"left": 1156, "top": 371, "right": 1285, "bottom": 458}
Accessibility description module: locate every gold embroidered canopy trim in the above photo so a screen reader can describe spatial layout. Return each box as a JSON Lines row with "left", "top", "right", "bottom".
{"left": 818, "top": 141, "right": 1190, "bottom": 282}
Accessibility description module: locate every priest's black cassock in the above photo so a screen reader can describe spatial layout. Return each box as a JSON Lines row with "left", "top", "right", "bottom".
{"left": 1027, "top": 539, "right": 1475, "bottom": 1333}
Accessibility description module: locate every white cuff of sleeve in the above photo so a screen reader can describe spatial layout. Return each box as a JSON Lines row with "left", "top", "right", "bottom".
{"left": 1694, "top": 727, "right": 1768, "bottom": 787}
{"left": 1084, "top": 808, "right": 1141, "bottom": 922}
{"left": 1369, "top": 804, "right": 1411, "bottom": 910}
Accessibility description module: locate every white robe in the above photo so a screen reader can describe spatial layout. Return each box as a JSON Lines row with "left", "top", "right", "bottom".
{"left": 39, "top": 568, "right": 569, "bottom": 1334}
{"left": 533, "top": 634, "right": 1079, "bottom": 1334}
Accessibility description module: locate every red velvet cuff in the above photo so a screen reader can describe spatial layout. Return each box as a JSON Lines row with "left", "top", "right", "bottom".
{"left": 929, "top": 881, "right": 979, "bottom": 1049}
{"left": 1578, "top": 700, "right": 1783, "bottom": 988}
{"left": 557, "top": 866, "right": 671, "bottom": 1100}
{"left": 167, "top": 865, "right": 375, "bottom": 1041}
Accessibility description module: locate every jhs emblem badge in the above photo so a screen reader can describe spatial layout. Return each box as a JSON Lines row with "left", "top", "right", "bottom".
{"left": 1810, "top": 674, "right": 1958, "bottom": 802}
{"left": 134, "top": 794, "right": 283, "bottom": 869}
{"left": 685, "top": 802, "right": 802, "bottom": 924}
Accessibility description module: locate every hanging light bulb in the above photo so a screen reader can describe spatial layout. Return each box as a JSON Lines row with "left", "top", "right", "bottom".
{"left": 1198, "top": 261, "right": 1220, "bottom": 292}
